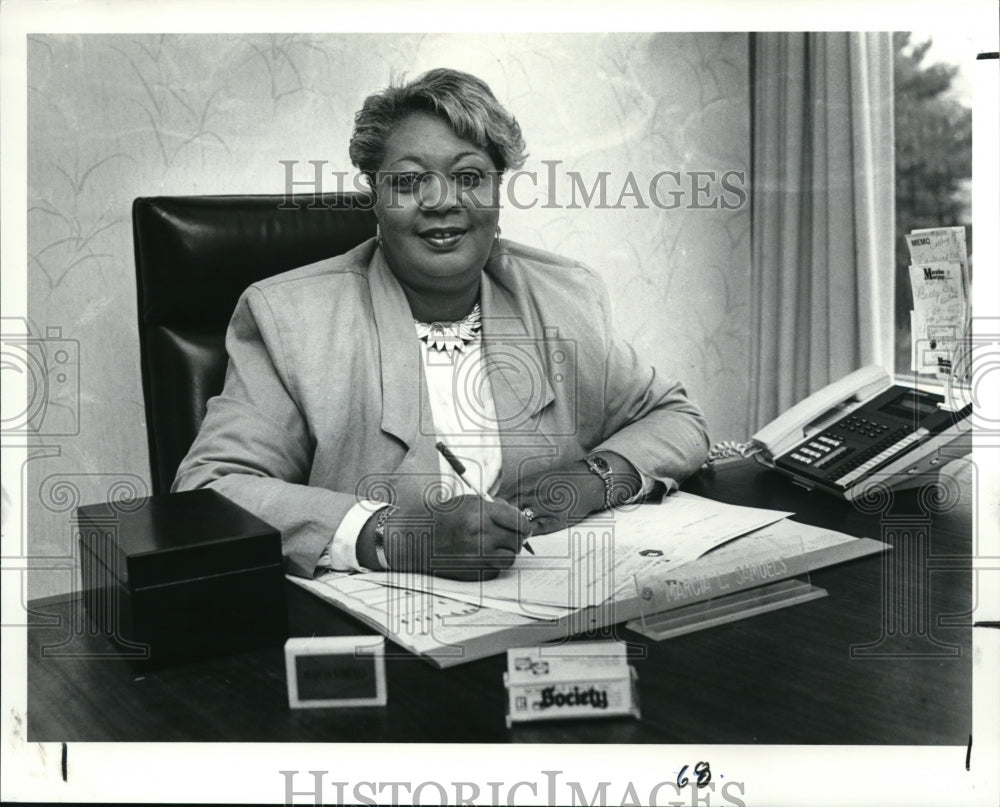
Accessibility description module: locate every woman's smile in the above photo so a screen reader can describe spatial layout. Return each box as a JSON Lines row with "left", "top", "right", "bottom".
{"left": 417, "top": 225, "right": 467, "bottom": 250}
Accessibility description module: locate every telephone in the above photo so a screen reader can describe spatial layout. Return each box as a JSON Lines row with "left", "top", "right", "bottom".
{"left": 714, "top": 365, "right": 973, "bottom": 501}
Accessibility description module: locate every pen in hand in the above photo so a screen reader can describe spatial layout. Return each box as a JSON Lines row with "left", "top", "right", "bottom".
{"left": 435, "top": 441, "right": 535, "bottom": 555}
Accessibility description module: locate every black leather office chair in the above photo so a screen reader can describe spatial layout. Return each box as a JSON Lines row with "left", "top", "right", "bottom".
{"left": 132, "top": 193, "right": 376, "bottom": 495}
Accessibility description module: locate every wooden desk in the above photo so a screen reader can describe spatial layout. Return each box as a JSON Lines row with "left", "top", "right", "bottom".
{"left": 27, "top": 460, "right": 973, "bottom": 744}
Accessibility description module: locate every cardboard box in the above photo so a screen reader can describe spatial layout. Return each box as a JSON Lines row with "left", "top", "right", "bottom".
{"left": 77, "top": 488, "right": 287, "bottom": 664}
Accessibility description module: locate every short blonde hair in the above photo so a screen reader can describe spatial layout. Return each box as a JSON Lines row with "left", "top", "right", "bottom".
{"left": 349, "top": 68, "right": 527, "bottom": 182}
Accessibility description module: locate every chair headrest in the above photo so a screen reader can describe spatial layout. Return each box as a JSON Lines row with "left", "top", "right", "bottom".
{"left": 133, "top": 193, "right": 376, "bottom": 331}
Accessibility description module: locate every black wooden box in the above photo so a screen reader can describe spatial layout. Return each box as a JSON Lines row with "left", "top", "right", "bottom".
{"left": 77, "top": 488, "right": 287, "bottom": 664}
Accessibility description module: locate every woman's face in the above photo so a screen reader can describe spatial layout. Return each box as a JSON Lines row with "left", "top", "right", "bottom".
{"left": 373, "top": 111, "right": 500, "bottom": 294}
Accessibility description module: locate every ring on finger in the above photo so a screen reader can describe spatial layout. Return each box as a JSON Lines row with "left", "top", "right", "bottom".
{"left": 521, "top": 507, "right": 537, "bottom": 522}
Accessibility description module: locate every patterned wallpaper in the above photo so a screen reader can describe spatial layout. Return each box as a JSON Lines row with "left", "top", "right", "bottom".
{"left": 24, "top": 32, "right": 750, "bottom": 599}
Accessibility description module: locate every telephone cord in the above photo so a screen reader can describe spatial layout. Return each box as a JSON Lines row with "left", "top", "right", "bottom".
{"left": 704, "top": 440, "right": 762, "bottom": 467}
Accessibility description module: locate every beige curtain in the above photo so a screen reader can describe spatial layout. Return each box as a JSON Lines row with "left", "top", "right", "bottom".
{"left": 749, "top": 32, "right": 895, "bottom": 430}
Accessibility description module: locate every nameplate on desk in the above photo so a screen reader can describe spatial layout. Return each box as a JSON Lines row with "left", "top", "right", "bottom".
{"left": 285, "top": 636, "right": 387, "bottom": 709}
{"left": 503, "top": 641, "right": 640, "bottom": 728}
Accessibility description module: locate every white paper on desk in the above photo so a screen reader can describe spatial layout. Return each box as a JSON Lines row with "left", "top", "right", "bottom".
{"left": 364, "top": 492, "right": 793, "bottom": 611}
{"left": 309, "top": 570, "right": 546, "bottom": 623}
{"left": 361, "top": 569, "right": 575, "bottom": 620}
{"left": 295, "top": 571, "right": 553, "bottom": 658}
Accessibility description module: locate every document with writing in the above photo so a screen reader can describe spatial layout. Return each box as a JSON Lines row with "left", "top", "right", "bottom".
{"left": 294, "top": 571, "right": 553, "bottom": 661}
{"left": 905, "top": 226, "right": 970, "bottom": 378}
{"left": 360, "top": 492, "right": 792, "bottom": 612}
{"left": 291, "top": 493, "right": 884, "bottom": 667}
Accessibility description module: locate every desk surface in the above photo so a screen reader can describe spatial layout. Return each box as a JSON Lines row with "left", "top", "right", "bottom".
{"left": 27, "top": 460, "right": 973, "bottom": 744}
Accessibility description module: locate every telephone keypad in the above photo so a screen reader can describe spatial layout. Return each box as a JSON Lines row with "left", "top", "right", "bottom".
{"left": 772, "top": 384, "right": 959, "bottom": 495}
{"left": 837, "top": 414, "right": 890, "bottom": 439}
{"left": 834, "top": 428, "right": 928, "bottom": 487}
{"left": 784, "top": 423, "right": 910, "bottom": 475}
{"left": 828, "top": 426, "right": 911, "bottom": 483}
{"left": 787, "top": 432, "right": 851, "bottom": 467}
{"left": 813, "top": 444, "right": 850, "bottom": 468}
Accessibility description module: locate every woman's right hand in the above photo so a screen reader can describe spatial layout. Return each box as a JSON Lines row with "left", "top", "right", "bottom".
{"left": 379, "top": 495, "right": 532, "bottom": 581}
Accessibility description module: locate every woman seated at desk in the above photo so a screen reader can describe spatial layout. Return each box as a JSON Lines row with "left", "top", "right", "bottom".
{"left": 174, "top": 68, "right": 709, "bottom": 581}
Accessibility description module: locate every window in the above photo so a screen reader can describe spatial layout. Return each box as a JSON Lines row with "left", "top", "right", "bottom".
{"left": 893, "top": 32, "right": 973, "bottom": 377}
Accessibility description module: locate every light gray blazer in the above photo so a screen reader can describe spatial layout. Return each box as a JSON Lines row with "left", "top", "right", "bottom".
{"left": 173, "top": 238, "right": 709, "bottom": 577}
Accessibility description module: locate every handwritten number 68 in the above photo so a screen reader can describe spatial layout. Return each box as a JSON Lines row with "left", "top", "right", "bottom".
{"left": 677, "top": 761, "right": 712, "bottom": 788}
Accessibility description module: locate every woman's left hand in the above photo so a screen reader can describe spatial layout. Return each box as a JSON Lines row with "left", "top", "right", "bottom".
{"left": 513, "top": 460, "right": 606, "bottom": 535}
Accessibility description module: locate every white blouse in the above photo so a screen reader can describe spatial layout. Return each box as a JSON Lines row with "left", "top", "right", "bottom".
{"left": 321, "top": 329, "right": 501, "bottom": 571}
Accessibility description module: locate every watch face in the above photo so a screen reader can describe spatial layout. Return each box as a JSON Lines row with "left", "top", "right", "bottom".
{"left": 589, "top": 456, "right": 611, "bottom": 476}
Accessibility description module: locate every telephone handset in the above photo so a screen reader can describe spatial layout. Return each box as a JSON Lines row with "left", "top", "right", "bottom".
{"left": 752, "top": 365, "right": 892, "bottom": 461}
{"left": 714, "top": 365, "right": 972, "bottom": 501}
